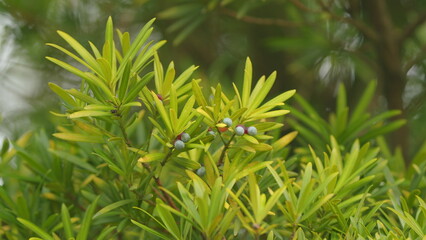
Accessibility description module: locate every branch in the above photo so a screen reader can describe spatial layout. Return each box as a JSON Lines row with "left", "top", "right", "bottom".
{"left": 315, "top": 0, "right": 379, "bottom": 41}
{"left": 118, "top": 118, "right": 131, "bottom": 146}
{"left": 154, "top": 177, "right": 179, "bottom": 210}
{"left": 287, "top": 0, "right": 319, "bottom": 13}
{"left": 142, "top": 161, "right": 179, "bottom": 211}
{"left": 220, "top": 8, "right": 300, "bottom": 28}
{"left": 217, "top": 133, "right": 235, "bottom": 166}
{"left": 400, "top": 12, "right": 426, "bottom": 42}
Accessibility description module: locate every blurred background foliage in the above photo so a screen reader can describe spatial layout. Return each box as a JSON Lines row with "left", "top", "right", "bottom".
{"left": 1, "top": 0, "right": 426, "bottom": 162}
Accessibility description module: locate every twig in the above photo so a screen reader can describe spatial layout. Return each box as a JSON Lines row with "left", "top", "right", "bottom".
{"left": 152, "top": 187, "right": 170, "bottom": 206}
{"left": 160, "top": 149, "right": 173, "bottom": 166}
{"left": 217, "top": 133, "right": 236, "bottom": 166}
{"left": 144, "top": 125, "right": 154, "bottom": 151}
{"left": 220, "top": 8, "right": 300, "bottom": 28}
{"left": 154, "top": 178, "right": 179, "bottom": 210}
{"left": 400, "top": 12, "right": 426, "bottom": 43}
{"left": 119, "top": 115, "right": 178, "bottom": 211}
{"left": 288, "top": 0, "right": 319, "bottom": 13}
{"left": 314, "top": 0, "right": 379, "bottom": 41}
{"left": 141, "top": 161, "right": 179, "bottom": 211}
{"left": 118, "top": 117, "right": 131, "bottom": 146}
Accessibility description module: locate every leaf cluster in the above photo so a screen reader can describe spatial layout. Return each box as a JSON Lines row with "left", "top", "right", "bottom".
{"left": 0, "top": 17, "right": 425, "bottom": 240}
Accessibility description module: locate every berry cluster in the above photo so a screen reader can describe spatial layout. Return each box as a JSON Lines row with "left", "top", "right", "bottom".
{"left": 208, "top": 118, "right": 258, "bottom": 137}
{"left": 235, "top": 125, "right": 257, "bottom": 136}
{"left": 174, "top": 132, "right": 190, "bottom": 150}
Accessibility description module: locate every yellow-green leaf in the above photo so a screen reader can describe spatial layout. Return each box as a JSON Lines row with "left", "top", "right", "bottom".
{"left": 272, "top": 131, "right": 298, "bottom": 150}
{"left": 69, "top": 110, "right": 111, "bottom": 119}
{"left": 139, "top": 152, "right": 165, "bottom": 163}
{"left": 53, "top": 133, "right": 104, "bottom": 143}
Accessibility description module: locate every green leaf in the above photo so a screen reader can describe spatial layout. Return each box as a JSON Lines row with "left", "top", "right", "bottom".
{"left": 176, "top": 183, "right": 201, "bottom": 225}
{"left": 213, "top": 84, "right": 222, "bottom": 119}
{"left": 83, "top": 104, "right": 114, "bottom": 111}
{"left": 173, "top": 16, "right": 204, "bottom": 45}
{"left": 104, "top": 16, "right": 114, "bottom": 63}
{"left": 67, "top": 89, "right": 101, "bottom": 104}
{"left": 155, "top": 199, "right": 182, "bottom": 240}
{"left": 158, "top": 4, "right": 201, "bottom": 19}
{"left": 56, "top": 30, "right": 101, "bottom": 74}
{"left": 177, "top": 96, "right": 195, "bottom": 132}
{"left": 69, "top": 110, "right": 111, "bottom": 119}
{"left": 46, "top": 57, "right": 114, "bottom": 100}
{"left": 300, "top": 193, "right": 334, "bottom": 222}
{"left": 336, "top": 83, "right": 347, "bottom": 120}
{"left": 192, "top": 80, "right": 207, "bottom": 109}
{"left": 297, "top": 162, "right": 313, "bottom": 212}
{"left": 132, "top": 40, "right": 166, "bottom": 75}
{"left": 154, "top": 53, "right": 164, "bottom": 93}
{"left": 349, "top": 81, "right": 376, "bottom": 125}
{"left": 162, "top": 61, "right": 176, "bottom": 95}
{"left": 242, "top": 57, "right": 252, "bottom": 107}
{"left": 46, "top": 43, "right": 96, "bottom": 73}
{"left": 139, "top": 152, "right": 165, "bottom": 163}
{"left": 123, "top": 72, "right": 154, "bottom": 104}
{"left": 119, "top": 31, "right": 130, "bottom": 56}
{"left": 93, "top": 151, "right": 124, "bottom": 175}
{"left": 174, "top": 65, "right": 197, "bottom": 90}
{"left": 227, "top": 189, "right": 256, "bottom": 224}
{"left": 89, "top": 41, "right": 102, "bottom": 59}
{"left": 17, "top": 218, "right": 54, "bottom": 240}
{"left": 169, "top": 87, "right": 178, "bottom": 130}
{"left": 131, "top": 220, "right": 170, "bottom": 240}
{"left": 48, "top": 82, "right": 77, "bottom": 107}
{"left": 76, "top": 196, "right": 99, "bottom": 240}
{"left": 53, "top": 133, "right": 104, "bottom": 143}
{"left": 61, "top": 204, "right": 74, "bottom": 240}
{"left": 116, "top": 18, "right": 156, "bottom": 78}
{"left": 50, "top": 149, "right": 97, "bottom": 173}
{"left": 46, "top": 57, "right": 87, "bottom": 80}
{"left": 359, "top": 119, "right": 406, "bottom": 142}
{"left": 264, "top": 89, "right": 296, "bottom": 106}
{"left": 93, "top": 199, "right": 135, "bottom": 219}
{"left": 272, "top": 131, "right": 298, "bottom": 150}
{"left": 247, "top": 110, "right": 290, "bottom": 121}
{"left": 242, "top": 134, "right": 259, "bottom": 144}
{"left": 151, "top": 91, "right": 172, "bottom": 134}
{"left": 96, "top": 226, "right": 116, "bottom": 240}
{"left": 388, "top": 208, "right": 424, "bottom": 237}
{"left": 172, "top": 157, "right": 201, "bottom": 170}
{"left": 249, "top": 71, "right": 277, "bottom": 112}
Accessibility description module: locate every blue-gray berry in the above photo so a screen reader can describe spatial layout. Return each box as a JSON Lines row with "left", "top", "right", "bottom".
{"left": 208, "top": 130, "right": 216, "bottom": 136}
{"left": 235, "top": 126, "right": 245, "bottom": 136}
{"left": 180, "top": 132, "right": 191, "bottom": 142}
{"left": 223, "top": 117, "right": 232, "bottom": 127}
{"left": 174, "top": 140, "right": 185, "bottom": 150}
{"left": 247, "top": 126, "right": 257, "bottom": 136}
{"left": 196, "top": 166, "right": 206, "bottom": 176}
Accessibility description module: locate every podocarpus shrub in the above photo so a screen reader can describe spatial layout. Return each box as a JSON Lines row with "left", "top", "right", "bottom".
{"left": 0, "top": 17, "right": 425, "bottom": 240}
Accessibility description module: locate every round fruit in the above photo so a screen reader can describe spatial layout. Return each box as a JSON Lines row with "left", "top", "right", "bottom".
{"left": 196, "top": 166, "right": 206, "bottom": 176}
{"left": 180, "top": 132, "right": 191, "bottom": 142}
{"left": 223, "top": 117, "right": 233, "bottom": 127}
{"left": 235, "top": 125, "right": 245, "bottom": 136}
{"left": 247, "top": 126, "right": 257, "bottom": 136}
{"left": 156, "top": 94, "right": 163, "bottom": 101}
{"left": 174, "top": 140, "right": 185, "bottom": 150}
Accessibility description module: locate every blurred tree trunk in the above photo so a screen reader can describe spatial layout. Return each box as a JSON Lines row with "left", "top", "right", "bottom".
{"left": 363, "top": 0, "right": 409, "bottom": 163}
